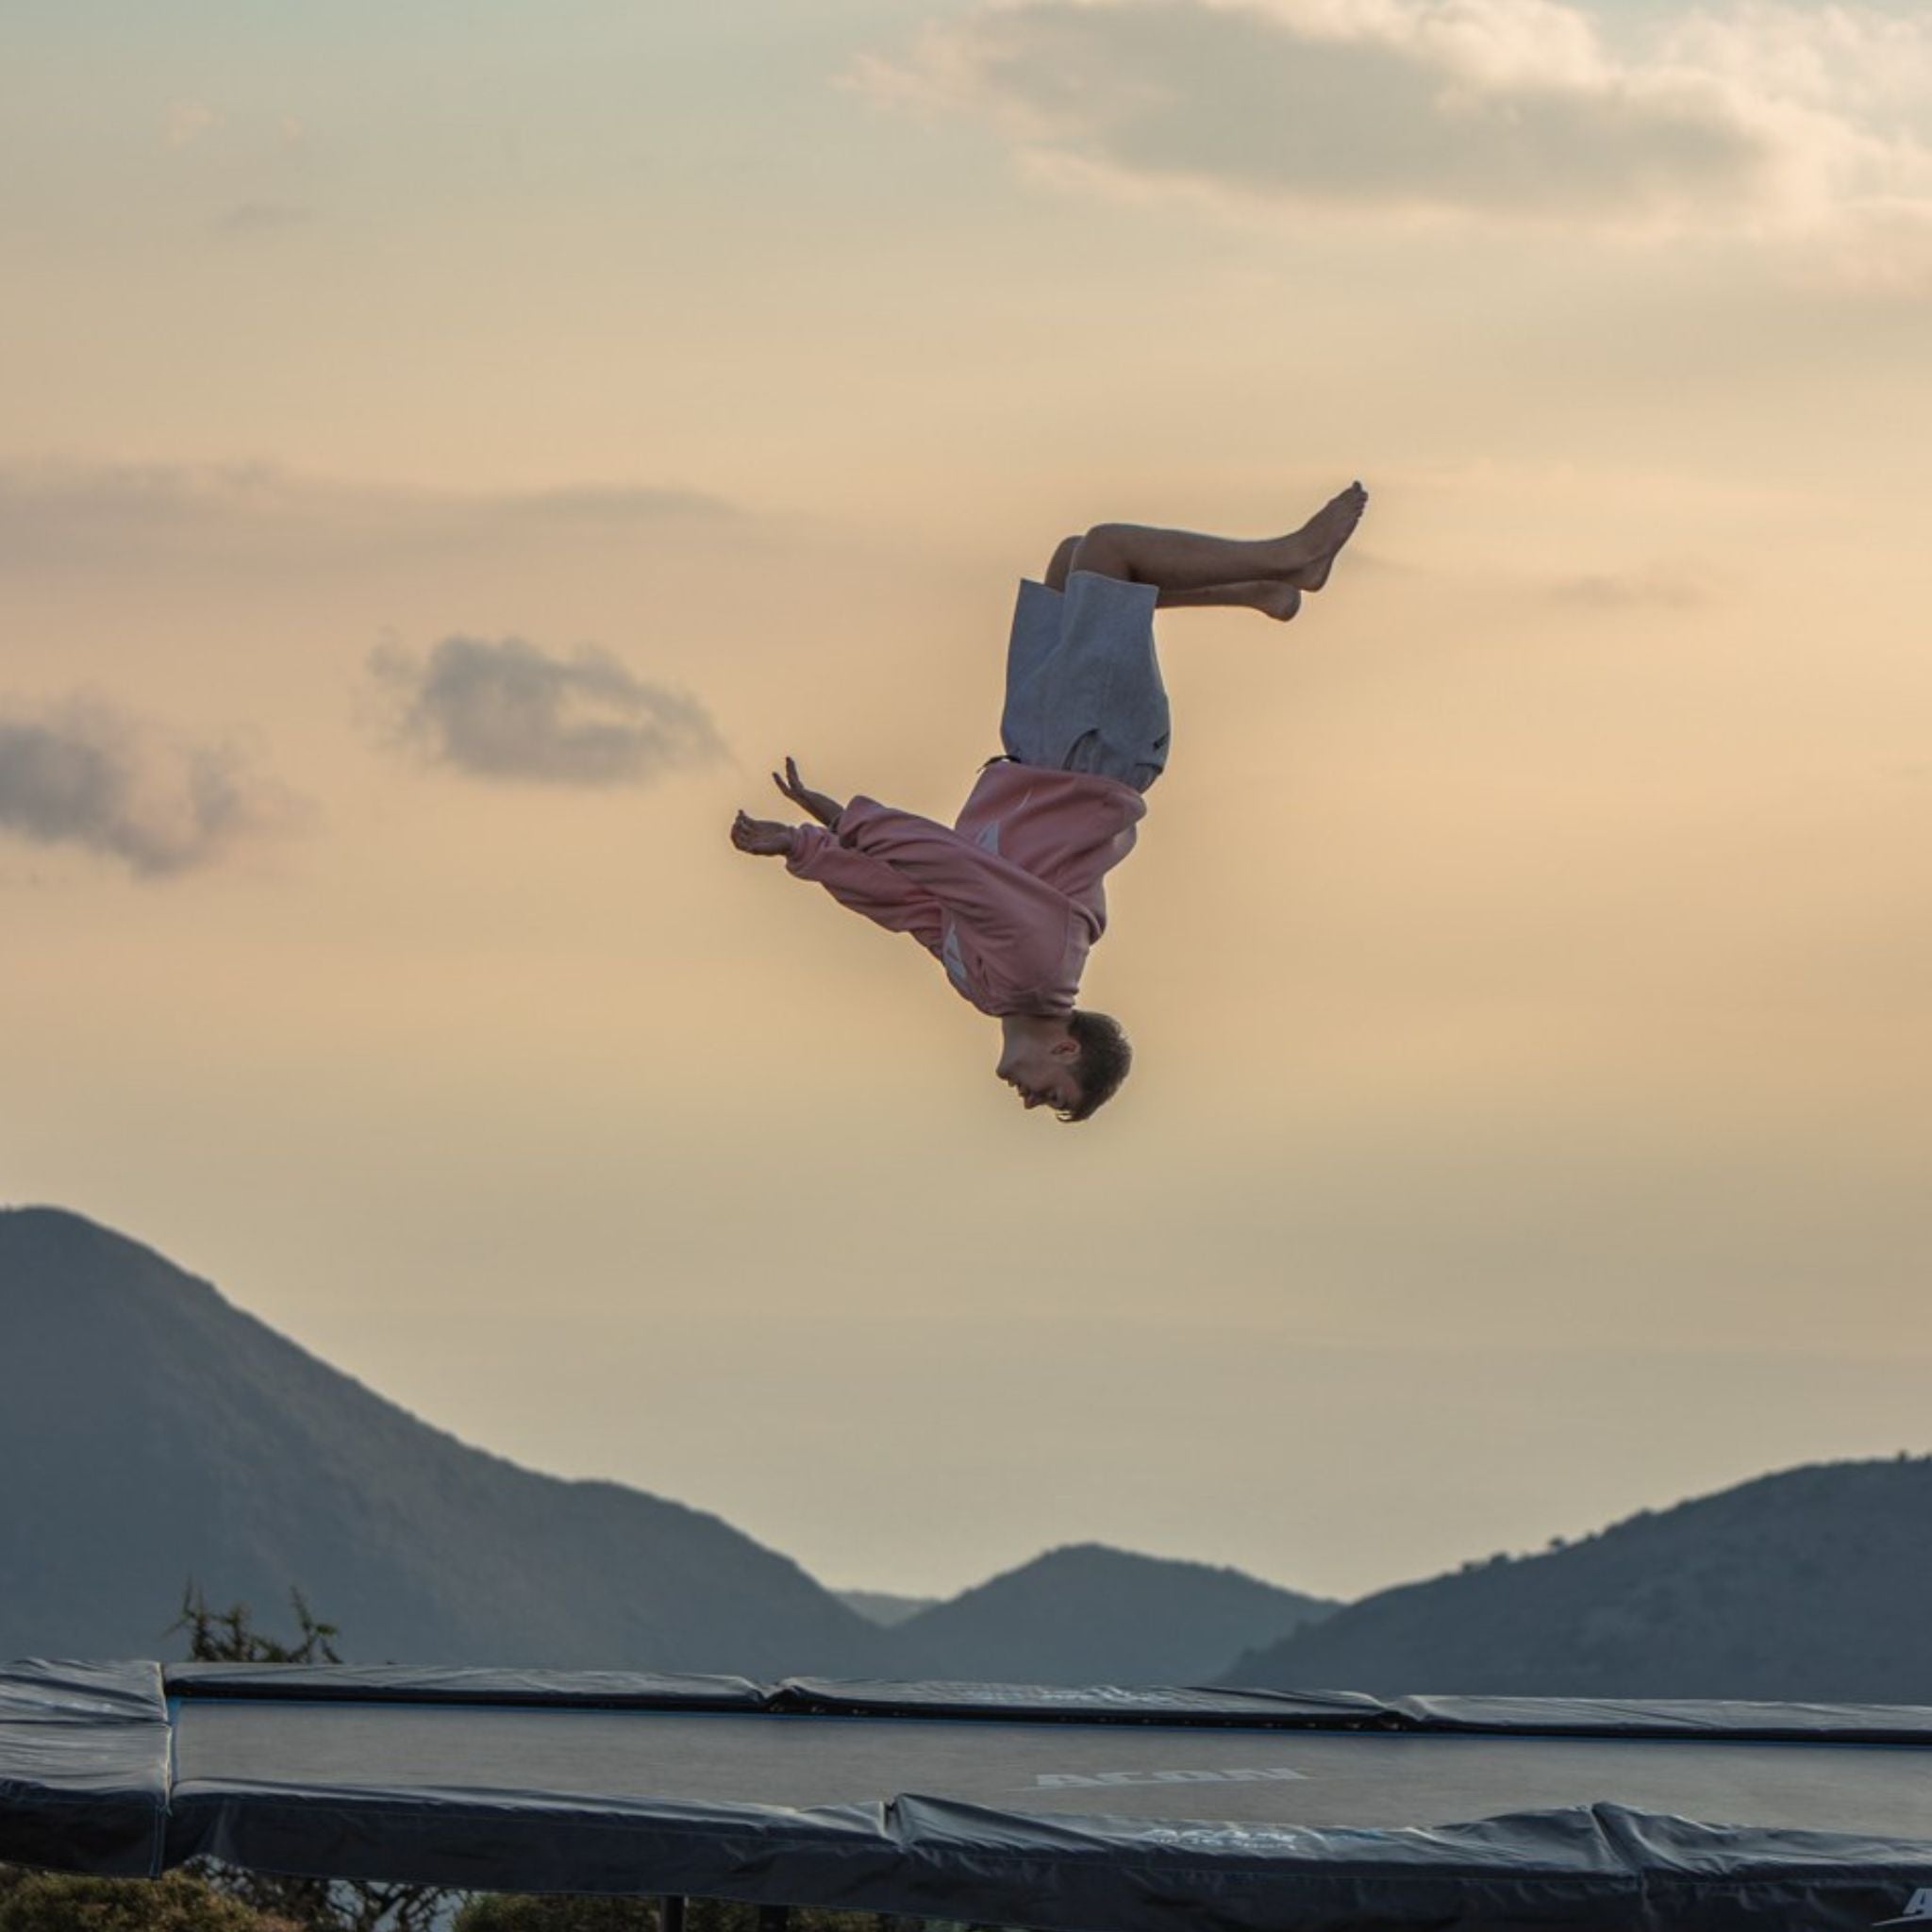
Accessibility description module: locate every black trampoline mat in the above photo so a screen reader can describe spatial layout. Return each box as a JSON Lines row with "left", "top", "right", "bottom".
{"left": 172, "top": 1698, "right": 1932, "bottom": 1839}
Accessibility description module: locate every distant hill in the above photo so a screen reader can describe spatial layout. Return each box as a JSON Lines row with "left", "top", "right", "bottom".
{"left": 838, "top": 1590, "right": 940, "bottom": 1628}
{"left": 1225, "top": 1457, "right": 1932, "bottom": 1702}
{"left": 0, "top": 1207, "right": 881, "bottom": 1674}
{"left": 884, "top": 1543, "right": 1337, "bottom": 1686}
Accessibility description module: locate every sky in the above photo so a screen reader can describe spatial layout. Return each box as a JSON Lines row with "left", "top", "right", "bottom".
{"left": 3, "top": 0, "right": 1929, "bottom": 1608}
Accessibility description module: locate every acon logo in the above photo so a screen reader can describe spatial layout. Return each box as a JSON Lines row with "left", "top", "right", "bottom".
{"left": 1874, "top": 1890, "right": 1932, "bottom": 1926}
{"left": 1036, "top": 1766, "right": 1309, "bottom": 1789}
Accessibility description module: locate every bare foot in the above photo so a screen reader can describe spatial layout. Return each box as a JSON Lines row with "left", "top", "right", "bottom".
{"left": 1274, "top": 482, "right": 1367, "bottom": 591}
{"left": 1242, "top": 581, "right": 1303, "bottom": 621}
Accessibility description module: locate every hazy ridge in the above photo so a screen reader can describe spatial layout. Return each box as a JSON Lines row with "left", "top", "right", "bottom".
{"left": 0, "top": 1206, "right": 877, "bottom": 1674}
{"left": 836, "top": 1590, "right": 939, "bottom": 1628}
{"left": 885, "top": 1543, "right": 1335, "bottom": 1685}
{"left": 9, "top": 1204, "right": 1924, "bottom": 1702}
{"left": 0, "top": 1207, "right": 1319, "bottom": 1684}
{"left": 1226, "top": 1455, "right": 1932, "bottom": 1701}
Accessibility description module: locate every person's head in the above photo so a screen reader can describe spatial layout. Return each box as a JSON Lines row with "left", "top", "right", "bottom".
{"left": 996, "top": 1009, "right": 1133, "bottom": 1122}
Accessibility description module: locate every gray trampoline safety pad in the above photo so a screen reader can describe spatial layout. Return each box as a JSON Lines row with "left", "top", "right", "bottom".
{"left": 171, "top": 1697, "right": 1932, "bottom": 1840}
{"left": 11, "top": 1662, "right": 1932, "bottom": 1932}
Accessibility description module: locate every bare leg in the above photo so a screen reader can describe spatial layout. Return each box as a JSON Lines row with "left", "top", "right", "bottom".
{"left": 1156, "top": 579, "right": 1302, "bottom": 619}
{"left": 1069, "top": 484, "right": 1367, "bottom": 597}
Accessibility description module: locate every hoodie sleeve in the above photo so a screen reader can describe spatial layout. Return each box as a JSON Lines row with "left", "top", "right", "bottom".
{"left": 786, "top": 823, "right": 944, "bottom": 948}
{"left": 826, "top": 795, "right": 1073, "bottom": 941}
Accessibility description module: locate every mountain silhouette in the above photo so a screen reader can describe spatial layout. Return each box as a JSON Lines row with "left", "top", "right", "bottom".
{"left": 885, "top": 1542, "right": 1335, "bottom": 1685}
{"left": 0, "top": 1206, "right": 880, "bottom": 1673}
{"left": 1225, "top": 1456, "right": 1932, "bottom": 1701}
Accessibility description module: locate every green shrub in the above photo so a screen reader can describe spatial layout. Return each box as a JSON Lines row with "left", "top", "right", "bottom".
{"left": 0, "top": 1869, "right": 299, "bottom": 1932}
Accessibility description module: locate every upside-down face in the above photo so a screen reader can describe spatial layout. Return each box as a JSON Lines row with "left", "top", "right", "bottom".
{"left": 994, "top": 1027, "right": 1080, "bottom": 1113}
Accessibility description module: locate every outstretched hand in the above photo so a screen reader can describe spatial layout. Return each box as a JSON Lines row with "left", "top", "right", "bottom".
{"left": 772, "top": 756, "right": 844, "bottom": 828}
{"left": 730, "top": 810, "right": 794, "bottom": 858}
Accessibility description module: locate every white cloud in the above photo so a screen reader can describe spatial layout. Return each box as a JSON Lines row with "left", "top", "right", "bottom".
{"left": 852, "top": 0, "right": 1932, "bottom": 247}
{"left": 1657, "top": 3, "right": 1932, "bottom": 124}
{"left": 0, "top": 695, "right": 304, "bottom": 877}
{"left": 369, "top": 635, "right": 727, "bottom": 789}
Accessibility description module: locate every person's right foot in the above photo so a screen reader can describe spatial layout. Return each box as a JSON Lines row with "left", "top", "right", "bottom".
{"left": 1274, "top": 482, "right": 1367, "bottom": 591}
{"left": 1249, "top": 581, "right": 1302, "bottom": 621}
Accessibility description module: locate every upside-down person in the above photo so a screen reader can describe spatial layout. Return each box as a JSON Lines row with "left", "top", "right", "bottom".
{"left": 731, "top": 486, "right": 1368, "bottom": 1121}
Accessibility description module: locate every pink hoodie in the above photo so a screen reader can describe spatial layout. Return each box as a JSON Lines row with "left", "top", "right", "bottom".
{"left": 785, "top": 760, "right": 1147, "bottom": 1016}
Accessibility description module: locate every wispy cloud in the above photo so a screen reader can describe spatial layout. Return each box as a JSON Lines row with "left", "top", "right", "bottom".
{"left": 1547, "top": 560, "right": 1712, "bottom": 610}
{"left": 369, "top": 635, "right": 727, "bottom": 788}
{"left": 163, "top": 100, "right": 218, "bottom": 150}
{"left": 851, "top": 0, "right": 1932, "bottom": 253}
{"left": 0, "top": 461, "right": 735, "bottom": 574}
{"left": 217, "top": 200, "right": 314, "bottom": 238}
{"left": 0, "top": 695, "right": 305, "bottom": 877}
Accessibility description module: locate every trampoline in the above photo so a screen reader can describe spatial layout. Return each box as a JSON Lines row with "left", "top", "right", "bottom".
{"left": 7, "top": 1661, "right": 1932, "bottom": 1931}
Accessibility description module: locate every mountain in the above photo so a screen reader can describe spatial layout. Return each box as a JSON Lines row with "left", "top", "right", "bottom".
{"left": 1225, "top": 1457, "right": 1932, "bottom": 1702}
{"left": 883, "top": 1543, "right": 1337, "bottom": 1686}
{"left": 837, "top": 1590, "right": 940, "bottom": 1628}
{"left": 0, "top": 1207, "right": 881, "bottom": 1674}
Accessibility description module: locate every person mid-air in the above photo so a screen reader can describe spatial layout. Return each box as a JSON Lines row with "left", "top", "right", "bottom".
{"left": 731, "top": 485, "right": 1368, "bottom": 1121}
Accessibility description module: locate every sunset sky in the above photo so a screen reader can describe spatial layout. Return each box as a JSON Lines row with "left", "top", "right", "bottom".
{"left": 5, "top": 0, "right": 1929, "bottom": 1607}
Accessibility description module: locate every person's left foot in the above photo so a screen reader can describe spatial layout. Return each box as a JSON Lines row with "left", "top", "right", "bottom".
{"left": 1274, "top": 481, "right": 1368, "bottom": 591}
